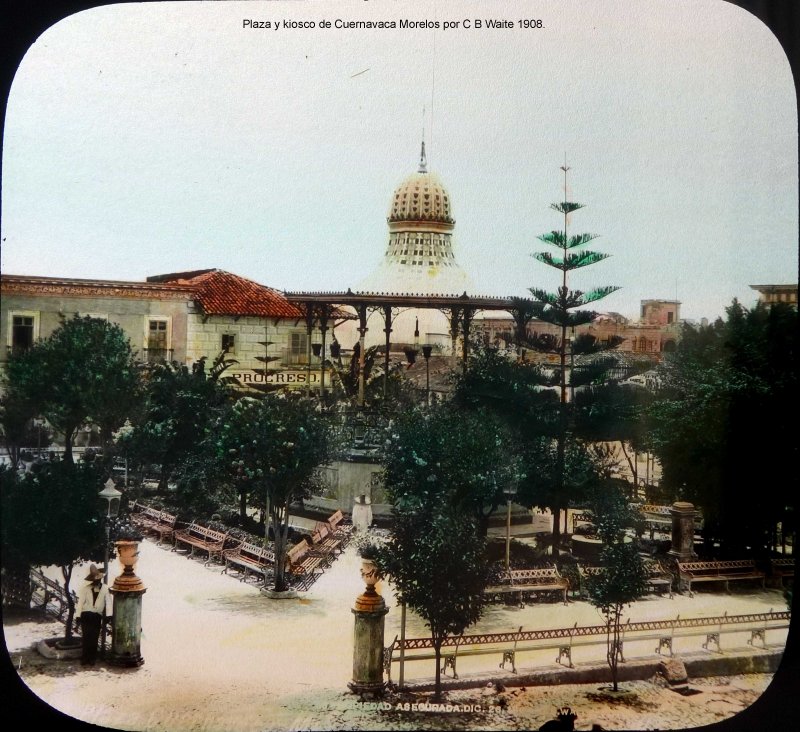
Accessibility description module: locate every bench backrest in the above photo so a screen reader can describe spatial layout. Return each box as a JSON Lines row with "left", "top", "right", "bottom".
{"left": 239, "top": 541, "right": 275, "bottom": 563}
{"left": 643, "top": 560, "right": 671, "bottom": 577}
{"left": 771, "top": 558, "right": 794, "bottom": 568}
{"left": 187, "top": 523, "right": 227, "bottom": 543}
{"left": 160, "top": 512, "right": 178, "bottom": 527}
{"left": 287, "top": 541, "right": 308, "bottom": 566}
{"left": 328, "top": 509, "right": 344, "bottom": 528}
{"left": 678, "top": 560, "right": 757, "bottom": 573}
{"left": 509, "top": 567, "right": 562, "bottom": 583}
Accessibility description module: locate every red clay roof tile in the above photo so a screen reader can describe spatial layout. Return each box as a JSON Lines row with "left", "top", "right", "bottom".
{"left": 151, "top": 269, "right": 304, "bottom": 318}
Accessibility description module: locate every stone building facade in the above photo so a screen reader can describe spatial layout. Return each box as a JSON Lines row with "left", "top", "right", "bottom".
{"left": 1, "top": 274, "right": 194, "bottom": 367}
{"left": 472, "top": 299, "right": 682, "bottom": 361}
{"left": 0, "top": 270, "right": 338, "bottom": 392}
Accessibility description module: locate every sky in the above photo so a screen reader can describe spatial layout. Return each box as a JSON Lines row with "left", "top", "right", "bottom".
{"left": 1, "top": 0, "right": 797, "bottom": 322}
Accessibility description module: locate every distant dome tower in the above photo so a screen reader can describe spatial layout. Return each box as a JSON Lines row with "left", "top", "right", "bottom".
{"left": 357, "top": 142, "right": 473, "bottom": 295}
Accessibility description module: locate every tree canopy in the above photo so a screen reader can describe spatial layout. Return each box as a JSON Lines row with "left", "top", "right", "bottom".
{"left": 382, "top": 404, "right": 522, "bottom": 534}
{"left": 212, "top": 394, "right": 331, "bottom": 591}
{"left": 1, "top": 462, "right": 107, "bottom": 636}
{"left": 649, "top": 300, "right": 798, "bottom": 554}
{"left": 3, "top": 316, "right": 140, "bottom": 461}
{"left": 124, "top": 355, "right": 234, "bottom": 491}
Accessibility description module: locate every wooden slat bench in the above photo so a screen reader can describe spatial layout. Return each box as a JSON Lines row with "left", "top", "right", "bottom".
{"left": 577, "top": 561, "right": 674, "bottom": 599}
{"left": 484, "top": 565, "right": 569, "bottom": 606}
{"left": 385, "top": 610, "right": 791, "bottom": 680}
{"left": 130, "top": 502, "right": 163, "bottom": 535}
{"left": 326, "top": 509, "right": 354, "bottom": 544}
{"left": 222, "top": 541, "right": 276, "bottom": 582}
{"left": 131, "top": 503, "right": 178, "bottom": 545}
{"left": 677, "top": 560, "right": 766, "bottom": 597}
{"left": 173, "top": 523, "right": 229, "bottom": 564}
{"left": 306, "top": 523, "right": 343, "bottom": 565}
{"left": 286, "top": 541, "right": 326, "bottom": 590}
{"left": 769, "top": 558, "right": 794, "bottom": 587}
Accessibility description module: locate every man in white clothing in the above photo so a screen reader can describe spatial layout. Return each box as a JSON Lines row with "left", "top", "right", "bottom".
{"left": 74, "top": 564, "right": 109, "bottom": 666}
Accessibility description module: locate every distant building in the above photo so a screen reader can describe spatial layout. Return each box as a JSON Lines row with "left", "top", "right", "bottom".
{"left": 749, "top": 284, "right": 798, "bottom": 307}
{"left": 472, "top": 298, "right": 683, "bottom": 361}
{"left": 0, "top": 270, "right": 338, "bottom": 391}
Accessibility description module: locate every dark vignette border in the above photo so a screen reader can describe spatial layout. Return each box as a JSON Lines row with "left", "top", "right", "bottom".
{"left": 0, "top": 1, "right": 797, "bottom": 731}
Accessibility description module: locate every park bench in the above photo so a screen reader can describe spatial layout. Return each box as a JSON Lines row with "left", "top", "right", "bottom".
{"left": 484, "top": 565, "right": 569, "bottom": 606}
{"left": 130, "top": 502, "right": 163, "bottom": 535}
{"left": 286, "top": 541, "right": 326, "bottom": 590}
{"left": 222, "top": 541, "right": 276, "bottom": 582}
{"left": 384, "top": 609, "right": 791, "bottom": 680}
{"left": 131, "top": 502, "right": 179, "bottom": 545}
{"left": 576, "top": 560, "right": 674, "bottom": 599}
{"left": 676, "top": 560, "right": 765, "bottom": 597}
{"left": 769, "top": 558, "right": 794, "bottom": 588}
{"left": 326, "top": 509, "right": 354, "bottom": 544}
{"left": 306, "top": 522, "right": 343, "bottom": 565}
{"left": 173, "top": 523, "right": 229, "bottom": 564}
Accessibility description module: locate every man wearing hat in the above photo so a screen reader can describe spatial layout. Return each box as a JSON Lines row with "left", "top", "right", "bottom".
{"left": 74, "top": 564, "right": 109, "bottom": 666}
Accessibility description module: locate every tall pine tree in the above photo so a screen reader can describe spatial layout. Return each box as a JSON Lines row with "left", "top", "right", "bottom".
{"left": 529, "top": 164, "right": 619, "bottom": 552}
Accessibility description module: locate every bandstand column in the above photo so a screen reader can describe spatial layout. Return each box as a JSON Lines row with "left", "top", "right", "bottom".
{"left": 357, "top": 304, "right": 368, "bottom": 408}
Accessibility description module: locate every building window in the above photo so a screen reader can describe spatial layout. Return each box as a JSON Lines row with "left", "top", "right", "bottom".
{"left": 11, "top": 314, "right": 35, "bottom": 353}
{"left": 221, "top": 334, "right": 236, "bottom": 354}
{"left": 286, "top": 332, "right": 309, "bottom": 365}
{"left": 145, "top": 318, "right": 171, "bottom": 363}
{"left": 667, "top": 312, "right": 674, "bottom": 324}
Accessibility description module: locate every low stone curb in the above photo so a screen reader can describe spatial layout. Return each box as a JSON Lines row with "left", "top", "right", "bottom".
{"left": 398, "top": 647, "right": 784, "bottom": 692}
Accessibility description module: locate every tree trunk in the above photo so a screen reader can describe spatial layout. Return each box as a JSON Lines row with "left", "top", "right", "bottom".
{"left": 62, "top": 564, "right": 75, "bottom": 640}
{"left": 63, "top": 430, "right": 75, "bottom": 464}
{"left": 271, "top": 500, "right": 290, "bottom": 592}
{"left": 239, "top": 488, "right": 248, "bottom": 524}
{"left": 619, "top": 441, "right": 636, "bottom": 496}
{"left": 433, "top": 638, "right": 443, "bottom": 702}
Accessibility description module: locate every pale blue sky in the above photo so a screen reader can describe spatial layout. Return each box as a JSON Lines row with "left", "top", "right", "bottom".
{"left": 2, "top": 0, "right": 797, "bottom": 321}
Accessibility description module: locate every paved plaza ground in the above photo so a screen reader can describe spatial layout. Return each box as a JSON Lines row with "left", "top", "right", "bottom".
{"left": 2, "top": 533, "right": 796, "bottom": 732}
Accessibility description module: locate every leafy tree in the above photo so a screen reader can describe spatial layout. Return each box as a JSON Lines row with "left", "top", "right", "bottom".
{"left": 584, "top": 542, "right": 648, "bottom": 692}
{"left": 1, "top": 462, "right": 106, "bottom": 636}
{"left": 213, "top": 394, "right": 331, "bottom": 592}
{"left": 452, "top": 345, "right": 606, "bottom": 543}
{"left": 0, "top": 390, "right": 39, "bottom": 469}
{"left": 573, "top": 382, "right": 655, "bottom": 495}
{"left": 527, "top": 172, "right": 620, "bottom": 551}
{"left": 4, "top": 316, "right": 140, "bottom": 462}
{"left": 649, "top": 300, "right": 798, "bottom": 555}
{"left": 379, "top": 483, "right": 487, "bottom": 700}
{"left": 126, "top": 354, "right": 234, "bottom": 493}
{"left": 583, "top": 482, "right": 648, "bottom": 691}
{"left": 382, "top": 404, "right": 521, "bottom": 535}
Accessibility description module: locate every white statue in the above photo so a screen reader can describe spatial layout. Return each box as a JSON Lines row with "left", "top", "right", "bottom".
{"left": 352, "top": 494, "right": 373, "bottom": 532}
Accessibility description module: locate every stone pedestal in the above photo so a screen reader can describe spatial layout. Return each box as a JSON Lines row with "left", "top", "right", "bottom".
{"left": 348, "top": 563, "right": 388, "bottom": 698}
{"left": 109, "top": 558, "right": 146, "bottom": 667}
{"left": 668, "top": 501, "right": 698, "bottom": 562}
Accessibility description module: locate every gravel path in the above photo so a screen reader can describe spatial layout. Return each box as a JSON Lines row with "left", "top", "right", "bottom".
{"left": 3, "top": 536, "right": 793, "bottom": 731}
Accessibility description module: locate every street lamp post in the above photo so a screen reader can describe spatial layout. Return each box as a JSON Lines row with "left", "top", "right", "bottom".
{"left": 421, "top": 345, "right": 433, "bottom": 405}
{"left": 98, "top": 479, "right": 122, "bottom": 656}
{"left": 503, "top": 478, "right": 517, "bottom": 574}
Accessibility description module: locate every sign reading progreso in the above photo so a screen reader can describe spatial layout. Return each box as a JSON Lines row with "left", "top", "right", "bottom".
{"left": 231, "top": 370, "right": 321, "bottom": 386}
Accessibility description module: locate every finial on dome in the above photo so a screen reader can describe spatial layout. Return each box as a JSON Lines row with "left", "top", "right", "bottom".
{"left": 418, "top": 134, "right": 427, "bottom": 173}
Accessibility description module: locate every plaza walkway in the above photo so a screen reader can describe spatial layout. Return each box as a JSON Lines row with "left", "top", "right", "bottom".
{"left": 4, "top": 533, "right": 790, "bottom": 732}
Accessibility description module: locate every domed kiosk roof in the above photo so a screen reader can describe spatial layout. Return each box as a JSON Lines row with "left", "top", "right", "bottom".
{"left": 388, "top": 170, "right": 454, "bottom": 225}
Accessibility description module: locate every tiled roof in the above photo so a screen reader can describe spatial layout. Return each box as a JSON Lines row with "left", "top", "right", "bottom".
{"left": 150, "top": 269, "right": 304, "bottom": 318}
